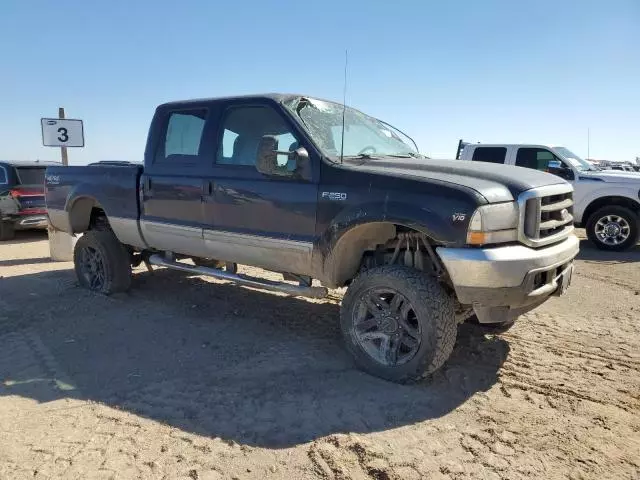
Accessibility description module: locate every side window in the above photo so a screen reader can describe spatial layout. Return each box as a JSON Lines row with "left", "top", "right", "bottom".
{"left": 471, "top": 147, "right": 507, "bottom": 164}
{"left": 160, "top": 110, "right": 207, "bottom": 161}
{"left": 0, "top": 166, "right": 7, "bottom": 184}
{"left": 515, "top": 148, "right": 557, "bottom": 171}
{"left": 217, "top": 106, "right": 299, "bottom": 169}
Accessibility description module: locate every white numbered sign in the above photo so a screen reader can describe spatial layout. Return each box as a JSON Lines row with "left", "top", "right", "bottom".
{"left": 41, "top": 118, "right": 85, "bottom": 147}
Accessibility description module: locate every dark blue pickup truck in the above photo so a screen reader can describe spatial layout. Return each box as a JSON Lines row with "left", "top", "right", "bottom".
{"left": 45, "top": 94, "right": 579, "bottom": 383}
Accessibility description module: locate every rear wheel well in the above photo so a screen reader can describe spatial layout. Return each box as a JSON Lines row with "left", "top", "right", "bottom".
{"left": 68, "top": 198, "right": 109, "bottom": 233}
{"left": 581, "top": 196, "right": 640, "bottom": 226}
{"left": 89, "top": 207, "right": 110, "bottom": 230}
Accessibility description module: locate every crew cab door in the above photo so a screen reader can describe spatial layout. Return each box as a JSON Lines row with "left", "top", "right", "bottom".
{"left": 140, "top": 107, "right": 214, "bottom": 258}
{"left": 201, "top": 101, "right": 319, "bottom": 275}
{"left": 513, "top": 147, "right": 575, "bottom": 181}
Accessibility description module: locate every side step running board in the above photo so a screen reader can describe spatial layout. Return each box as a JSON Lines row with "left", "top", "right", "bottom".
{"left": 148, "top": 254, "right": 328, "bottom": 299}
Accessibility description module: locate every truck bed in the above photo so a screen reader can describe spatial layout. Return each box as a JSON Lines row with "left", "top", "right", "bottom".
{"left": 45, "top": 164, "right": 143, "bottom": 238}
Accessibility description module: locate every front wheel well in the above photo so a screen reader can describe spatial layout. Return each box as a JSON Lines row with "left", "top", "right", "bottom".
{"left": 326, "top": 223, "right": 447, "bottom": 288}
{"left": 581, "top": 196, "right": 640, "bottom": 226}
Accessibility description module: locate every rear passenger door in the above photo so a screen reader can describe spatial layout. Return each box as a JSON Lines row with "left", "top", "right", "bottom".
{"left": 140, "top": 108, "right": 213, "bottom": 257}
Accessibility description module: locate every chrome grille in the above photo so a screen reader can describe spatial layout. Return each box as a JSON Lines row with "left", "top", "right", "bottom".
{"left": 518, "top": 185, "right": 575, "bottom": 247}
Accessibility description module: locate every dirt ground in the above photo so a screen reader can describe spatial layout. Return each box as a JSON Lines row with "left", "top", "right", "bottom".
{"left": 0, "top": 230, "right": 638, "bottom": 480}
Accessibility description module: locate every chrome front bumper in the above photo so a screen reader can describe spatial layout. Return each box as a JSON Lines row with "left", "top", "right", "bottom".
{"left": 437, "top": 235, "right": 579, "bottom": 315}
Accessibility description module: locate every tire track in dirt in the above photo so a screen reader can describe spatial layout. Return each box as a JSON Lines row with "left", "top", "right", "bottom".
{"left": 494, "top": 311, "right": 640, "bottom": 413}
{"left": 506, "top": 335, "right": 640, "bottom": 369}
{"left": 308, "top": 435, "right": 400, "bottom": 480}
{"left": 0, "top": 328, "right": 78, "bottom": 397}
{"left": 574, "top": 269, "right": 639, "bottom": 292}
{"left": 498, "top": 373, "right": 639, "bottom": 412}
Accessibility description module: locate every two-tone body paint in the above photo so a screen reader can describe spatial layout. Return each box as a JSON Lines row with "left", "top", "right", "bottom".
{"left": 45, "top": 94, "right": 571, "bottom": 288}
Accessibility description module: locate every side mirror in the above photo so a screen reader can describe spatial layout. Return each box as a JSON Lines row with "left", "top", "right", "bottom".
{"left": 546, "top": 160, "right": 574, "bottom": 180}
{"left": 547, "top": 160, "right": 562, "bottom": 169}
{"left": 256, "top": 135, "right": 309, "bottom": 177}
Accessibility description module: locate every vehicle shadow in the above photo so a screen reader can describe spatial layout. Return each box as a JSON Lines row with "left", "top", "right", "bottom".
{"left": 0, "top": 257, "right": 53, "bottom": 267}
{"left": 577, "top": 238, "right": 640, "bottom": 263}
{"left": 1, "top": 230, "right": 48, "bottom": 245}
{"left": 0, "top": 267, "right": 509, "bottom": 448}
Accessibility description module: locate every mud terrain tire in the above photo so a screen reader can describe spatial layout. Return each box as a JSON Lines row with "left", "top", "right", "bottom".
{"left": 74, "top": 230, "right": 132, "bottom": 294}
{"left": 341, "top": 265, "right": 457, "bottom": 383}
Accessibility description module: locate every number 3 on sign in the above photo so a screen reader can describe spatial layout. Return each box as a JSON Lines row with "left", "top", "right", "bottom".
{"left": 57, "top": 127, "right": 69, "bottom": 143}
{"left": 41, "top": 118, "right": 84, "bottom": 148}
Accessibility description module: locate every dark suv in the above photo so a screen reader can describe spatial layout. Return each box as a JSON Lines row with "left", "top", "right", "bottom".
{"left": 0, "top": 161, "right": 56, "bottom": 240}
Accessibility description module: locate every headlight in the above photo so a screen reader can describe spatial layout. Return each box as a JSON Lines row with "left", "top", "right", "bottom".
{"left": 467, "top": 202, "right": 519, "bottom": 245}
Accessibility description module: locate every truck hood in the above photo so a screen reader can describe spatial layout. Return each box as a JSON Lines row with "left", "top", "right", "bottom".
{"left": 579, "top": 170, "right": 640, "bottom": 184}
{"left": 348, "top": 157, "right": 568, "bottom": 203}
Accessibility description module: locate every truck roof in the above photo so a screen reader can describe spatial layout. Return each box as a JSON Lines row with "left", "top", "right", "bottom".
{"left": 463, "top": 143, "right": 558, "bottom": 149}
{"left": 0, "top": 160, "right": 62, "bottom": 167}
{"left": 158, "top": 93, "right": 305, "bottom": 109}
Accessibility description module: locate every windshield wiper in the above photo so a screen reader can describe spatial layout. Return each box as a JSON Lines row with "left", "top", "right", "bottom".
{"left": 388, "top": 152, "right": 426, "bottom": 159}
{"left": 344, "top": 153, "right": 380, "bottom": 159}
{"left": 345, "top": 152, "right": 424, "bottom": 161}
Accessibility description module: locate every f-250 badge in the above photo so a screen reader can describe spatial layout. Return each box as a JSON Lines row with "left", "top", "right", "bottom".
{"left": 322, "top": 192, "right": 347, "bottom": 201}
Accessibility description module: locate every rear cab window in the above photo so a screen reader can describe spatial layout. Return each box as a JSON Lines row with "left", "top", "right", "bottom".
{"left": 15, "top": 167, "right": 46, "bottom": 185}
{"left": 0, "top": 165, "right": 7, "bottom": 184}
{"left": 155, "top": 109, "right": 208, "bottom": 163}
{"left": 471, "top": 147, "right": 507, "bottom": 164}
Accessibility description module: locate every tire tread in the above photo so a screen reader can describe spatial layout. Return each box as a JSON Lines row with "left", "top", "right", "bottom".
{"left": 341, "top": 265, "right": 457, "bottom": 383}
{"left": 73, "top": 230, "right": 131, "bottom": 294}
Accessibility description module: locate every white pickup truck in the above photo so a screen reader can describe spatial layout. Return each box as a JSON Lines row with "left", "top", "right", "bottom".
{"left": 456, "top": 141, "right": 640, "bottom": 251}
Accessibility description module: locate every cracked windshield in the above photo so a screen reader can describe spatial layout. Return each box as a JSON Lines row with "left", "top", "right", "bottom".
{"left": 285, "top": 97, "right": 419, "bottom": 159}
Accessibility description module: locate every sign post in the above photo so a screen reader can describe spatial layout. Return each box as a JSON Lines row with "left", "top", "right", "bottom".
{"left": 59, "top": 107, "right": 68, "bottom": 165}
{"left": 41, "top": 108, "right": 85, "bottom": 261}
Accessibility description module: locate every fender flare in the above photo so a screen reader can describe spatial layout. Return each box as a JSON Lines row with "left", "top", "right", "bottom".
{"left": 65, "top": 184, "right": 109, "bottom": 233}
{"left": 315, "top": 202, "right": 465, "bottom": 287}
{"left": 577, "top": 188, "right": 640, "bottom": 224}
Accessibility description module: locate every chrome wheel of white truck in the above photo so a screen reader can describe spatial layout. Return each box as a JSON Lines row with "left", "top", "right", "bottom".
{"left": 586, "top": 206, "right": 639, "bottom": 251}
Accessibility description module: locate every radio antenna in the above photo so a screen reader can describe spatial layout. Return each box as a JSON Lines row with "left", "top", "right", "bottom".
{"left": 340, "top": 49, "right": 348, "bottom": 164}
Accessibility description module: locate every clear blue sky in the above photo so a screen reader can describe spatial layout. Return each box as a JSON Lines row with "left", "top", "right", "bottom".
{"left": 1, "top": 0, "right": 638, "bottom": 164}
